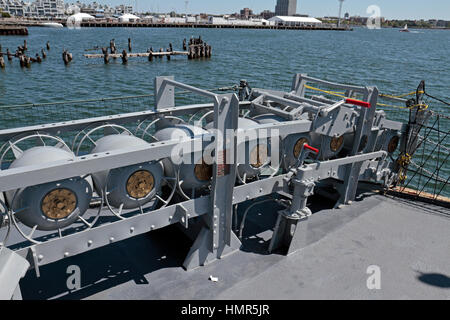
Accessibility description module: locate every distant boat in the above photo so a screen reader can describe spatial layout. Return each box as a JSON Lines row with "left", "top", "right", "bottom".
{"left": 400, "top": 24, "right": 410, "bottom": 32}
{"left": 40, "top": 22, "right": 64, "bottom": 28}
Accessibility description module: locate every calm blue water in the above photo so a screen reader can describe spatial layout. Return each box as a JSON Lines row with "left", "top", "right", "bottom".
{"left": 0, "top": 26, "right": 449, "bottom": 195}
{"left": 1, "top": 27, "right": 449, "bottom": 106}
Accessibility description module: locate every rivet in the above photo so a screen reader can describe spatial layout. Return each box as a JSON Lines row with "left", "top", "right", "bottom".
{"left": 64, "top": 252, "right": 69, "bottom": 257}
{"left": 151, "top": 225, "right": 155, "bottom": 230}
{"left": 38, "top": 254, "right": 44, "bottom": 261}
{"left": 130, "top": 227, "right": 135, "bottom": 233}
{"left": 87, "top": 240, "right": 93, "bottom": 246}
{"left": 110, "top": 237, "right": 115, "bottom": 242}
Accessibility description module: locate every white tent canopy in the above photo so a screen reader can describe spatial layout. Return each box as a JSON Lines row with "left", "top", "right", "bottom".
{"left": 268, "top": 16, "right": 322, "bottom": 26}
{"left": 67, "top": 12, "right": 95, "bottom": 23}
{"left": 119, "top": 14, "right": 141, "bottom": 22}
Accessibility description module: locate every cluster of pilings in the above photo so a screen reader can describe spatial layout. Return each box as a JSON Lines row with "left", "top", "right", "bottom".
{"left": 0, "top": 40, "right": 48, "bottom": 69}
{"left": 85, "top": 37, "right": 212, "bottom": 64}
{"left": 186, "top": 37, "right": 212, "bottom": 59}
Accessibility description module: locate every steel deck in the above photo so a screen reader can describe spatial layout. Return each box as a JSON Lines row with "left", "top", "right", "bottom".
{"left": 18, "top": 193, "right": 450, "bottom": 300}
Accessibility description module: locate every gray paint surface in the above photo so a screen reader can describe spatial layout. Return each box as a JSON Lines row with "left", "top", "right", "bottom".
{"left": 19, "top": 194, "right": 450, "bottom": 300}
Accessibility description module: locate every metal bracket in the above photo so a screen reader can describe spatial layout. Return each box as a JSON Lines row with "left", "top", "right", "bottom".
{"left": 175, "top": 204, "right": 189, "bottom": 229}
{"left": 268, "top": 211, "right": 309, "bottom": 255}
{"left": 27, "top": 245, "right": 40, "bottom": 278}
{"left": 155, "top": 76, "right": 175, "bottom": 110}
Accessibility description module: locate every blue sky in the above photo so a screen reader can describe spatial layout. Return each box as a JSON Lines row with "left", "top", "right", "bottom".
{"left": 79, "top": 0, "right": 450, "bottom": 20}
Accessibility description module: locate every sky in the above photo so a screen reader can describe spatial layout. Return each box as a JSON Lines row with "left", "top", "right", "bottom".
{"left": 79, "top": 0, "right": 450, "bottom": 20}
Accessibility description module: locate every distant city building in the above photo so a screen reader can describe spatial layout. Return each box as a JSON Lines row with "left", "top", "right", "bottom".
{"left": 0, "top": 0, "right": 133, "bottom": 18}
{"left": 275, "top": 0, "right": 297, "bottom": 16}
{"left": 240, "top": 7, "right": 252, "bottom": 19}
{"left": 260, "top": 10, "right": 275, "bottom": 20}
{"left": 0, "top": 0, "right": 64, "bottom": 17}
{"left": 64, "top": 1, "right": 132, "bottom": 17}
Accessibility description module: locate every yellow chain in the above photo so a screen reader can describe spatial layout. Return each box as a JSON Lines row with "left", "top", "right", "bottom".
{"left": 396, "top": 153, "right": 412, "bottom": 183}
{"left": 304, "top": 84, "right": 428, "bottom": 111}
{"left": 379, "top": 90, "right": 424, "bottom": 99}
{"left": 304, "top": 84, "right": 348, "bottom": 99}
{"left": 398, "top": 153, "right": 411, "bottom": 167}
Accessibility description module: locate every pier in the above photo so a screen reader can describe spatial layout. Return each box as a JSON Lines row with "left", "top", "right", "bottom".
{"left": 75, "top": 22, "right": 352, "bottom": 31}
{"left": 84, "top": 37, "right": 211, "bottom": 63}
{"left": 0, "top": 26, "right": 28, "bottom": 36}
{"left": 84, "top": 51, "right": 188, "bottom": 59}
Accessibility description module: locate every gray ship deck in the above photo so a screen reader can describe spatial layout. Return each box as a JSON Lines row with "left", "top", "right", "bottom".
{"left": 19, "top": 192, "right": 450, "bottom": 300}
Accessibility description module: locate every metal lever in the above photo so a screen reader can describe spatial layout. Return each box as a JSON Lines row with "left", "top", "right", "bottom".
{"left": 345, "top": 98, "right": 371, "bottom": 108}
{"left": 295, "top": 143, "right": 320, "bottom": 168}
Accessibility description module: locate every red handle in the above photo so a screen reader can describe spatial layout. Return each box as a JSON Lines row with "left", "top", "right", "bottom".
{"left": 304, "top": 144, "right": 319, "bottom": 154}
{"left": 345, "top": 98, "right": 371, "bottom": 108}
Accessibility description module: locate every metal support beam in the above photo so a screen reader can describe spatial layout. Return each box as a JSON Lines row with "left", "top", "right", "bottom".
{"left": 183, "top": 93, "right": 241, "bottom": 270}
{"left": 340, "top": 87, "right": 379, "bottom": 204}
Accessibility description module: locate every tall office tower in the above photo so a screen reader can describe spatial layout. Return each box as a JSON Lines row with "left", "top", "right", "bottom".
{"left": 275, "top": 0, "right": 297, "bottom": 16}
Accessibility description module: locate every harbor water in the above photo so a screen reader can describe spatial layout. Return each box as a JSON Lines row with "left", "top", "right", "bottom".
{"left": 0, "top": 26, "right": 449, "bottom": 195}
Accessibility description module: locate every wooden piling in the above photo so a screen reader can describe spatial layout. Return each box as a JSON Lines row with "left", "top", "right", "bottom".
{"left": 41, "top": 48, "right": 46, "bottom": 59}
{"left": 148, "top": 47, "right": 153, "bottom": 61}
{"left": 62, "top": 50, "right": 72, "bottom": 65}
{"left": 0, "top": 56, "right": 5, "bottom": 69}
{"left": 122, "top": 49, "right": 128, "bottom": 64}
{"left": 128, "top": 38, "right": 132, "bottom": 52}
{"left": 46, "top": 41, "right": 50, "bottom": 51}
{"left": 102, "top": 47, "right": 109, "bottom": 64}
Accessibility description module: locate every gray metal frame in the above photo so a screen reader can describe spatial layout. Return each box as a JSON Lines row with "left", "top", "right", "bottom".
{"left": 0, "top": 74, "right": 404, "bottom": 299}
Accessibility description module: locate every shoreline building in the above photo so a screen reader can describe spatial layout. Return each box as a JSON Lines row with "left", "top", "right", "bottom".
{"left": 275, "top": 0, "right": 297, "bottom": 16}
{"left": 0, "top": 0, "right": 65, "bottom": 18}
